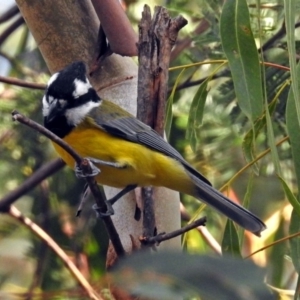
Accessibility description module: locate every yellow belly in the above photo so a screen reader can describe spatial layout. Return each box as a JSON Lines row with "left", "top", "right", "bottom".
{"left": 52, "top": 125, "right": 194, "bottom": 194}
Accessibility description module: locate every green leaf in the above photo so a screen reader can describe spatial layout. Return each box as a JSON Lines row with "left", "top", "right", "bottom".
{"left": 290, "top": 209, "right": 300, "bottom": 274}
{"left": 269, "top": 218, "right": 286, "bottom": 286}
{"left": 294, "top": 275, "right": 300, "bottom": 300}
{"left": 113, "top": 252, "right": 274, "bottom": 300}
{"left": 165, "top": 68, "right": 186, "bottom": 140}
{"left": 264, "top": 99, "right": 281, "bottom": 175}
{"left": 284, "top": 0, "right": 300, "bottom": 128}
{"left": 278, "top": 176, "right": 300, "bottom": 217}
{"left": 242, "top": 115, "right": 265, "bottom": 174}
{"left": 222, "top": 220, "right": 241, "bottom": 258}
{"left": 186, "top": 79, "right": 209, "bottom": 152}
{"left": 220, "top": 0, "right": 263, "bottom": 122}
{"left": 286, "top": 58, "right": 300, "bottom": 282}
{"left": 238, "top": 171, "right": 254, "bottom": 242}
{"left": 242, "top": 98, "right": 278, "bottom": 173}
{"left": 286, "top": 64, "right": 300, "bottom": 195}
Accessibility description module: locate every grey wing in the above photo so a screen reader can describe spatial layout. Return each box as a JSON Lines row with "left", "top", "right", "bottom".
{"left": 95, "top": 116, "right": 212, "bottom": 186}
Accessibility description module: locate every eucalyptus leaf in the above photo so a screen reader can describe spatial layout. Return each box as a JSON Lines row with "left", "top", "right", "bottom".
{"left": 220, "top": 0, "right": 263, "bottom": 122}
{"left": 222, "top": 220, "right": 242, "bottom": 258}
{"left": 286, "top": 63, "right": 300, "bottom": 197}
{"left": 289, "top": 209, "right": 300, "bottom": 274}
{"left": 113, "top": 251, "right": 274, "bottom": 300}
{"left": 186, "top": 79, "right": 209, "bottom": 152}
{"left": 165, "top": 68, "right": 186, "bottom": 139}
{"left": 284, "top": 0, "right": 300, "bottom": 128}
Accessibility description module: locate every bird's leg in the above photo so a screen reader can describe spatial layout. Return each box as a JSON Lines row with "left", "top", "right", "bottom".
{"left": 75, "top": 157, "right": 127, "bottom": 178}
{"left": 93, "top": 184, "right": 137, "bottom": 217}
{"left": 76, "top": 183, "right": 90, "bottom": 217}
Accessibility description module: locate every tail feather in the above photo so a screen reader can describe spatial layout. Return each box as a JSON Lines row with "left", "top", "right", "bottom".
{"left": 189, "top": 173, "right": 266, "bottom": 236}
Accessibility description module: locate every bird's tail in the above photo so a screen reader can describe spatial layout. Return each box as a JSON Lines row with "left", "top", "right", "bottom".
{"left": 188, "top": 172, "right": 266, "bottom": 236}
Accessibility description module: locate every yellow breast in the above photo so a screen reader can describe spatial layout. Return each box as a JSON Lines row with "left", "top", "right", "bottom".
{"left": 52, "top": 122, "right": 193, "bottom": 193}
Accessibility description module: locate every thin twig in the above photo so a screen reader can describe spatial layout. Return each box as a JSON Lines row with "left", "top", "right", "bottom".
{"left": 12, "top": 111, "right": 82, "bottom": 163}
{"left": 0, "top": 75, "right": 46, "bottom": 90}
{"left": 8, "top": 205, "right": 102, "bottom": 300}
{"left": 170, "top": 18, "right": 210, "bottom": 61}
{"left": 11, "top": 111, "right": 125, "bottom": 257}
{"left": 140, "top": 216, "right": 207, "bottom": 245}
{"left": 0, "top": 158, "right": 65, "bottom": 211}
{"left": 169, "top": 60, "right": 290, "bottom": 93}
{"left": 25, "top": 181, "right": 51, "bottom": 300}
{"left": 0, "top": 5, "right": 20, "bottom": 23}
{"left": 180, "top": 203, "right": 222, "bottom": 255}
{"left": 258, "top": 21, "right": 300, "bottom": 52}
{"left": 0, "top": 16, "right": 24, "bottom": 47}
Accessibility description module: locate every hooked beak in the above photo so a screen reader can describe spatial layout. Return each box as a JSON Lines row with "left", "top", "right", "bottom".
{"left": 46, "top": 100, "right": 64, "bottom": 123}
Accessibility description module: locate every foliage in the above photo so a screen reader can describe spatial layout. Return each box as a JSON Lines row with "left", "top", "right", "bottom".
{"left": 113, "top": 251, "right": 275, "bottom": 300}
{"left": 0, "top": 0, "right": 300, "bottom": 299}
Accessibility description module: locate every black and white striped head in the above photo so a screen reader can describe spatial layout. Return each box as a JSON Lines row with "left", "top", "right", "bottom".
{"left": 43, "top": 61, "right": 101, "bottom": 137}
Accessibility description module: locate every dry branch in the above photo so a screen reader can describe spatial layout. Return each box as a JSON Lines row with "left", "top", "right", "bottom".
{"left": 137, "top": 5, "right": 187, "bottom": 243}
{"left": 9, "top": 205, "right": 102, "bottom": 300}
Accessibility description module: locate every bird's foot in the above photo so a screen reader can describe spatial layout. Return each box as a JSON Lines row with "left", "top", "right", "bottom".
{"left": 92, "top": 200, "right": 115, "bottom": 218}
{"left": 75, "top": 158, "right": 101, "bottom": 178}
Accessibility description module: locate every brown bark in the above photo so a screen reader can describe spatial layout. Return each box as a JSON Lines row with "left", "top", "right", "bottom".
{"left": 137, "top": 6, "right": 187, "bottom": 135}
{"left": 137, "top": 5, "right": 187, "bottom": 246}
{"left": 91, "top": 0, "right": 138, "bottom": 56}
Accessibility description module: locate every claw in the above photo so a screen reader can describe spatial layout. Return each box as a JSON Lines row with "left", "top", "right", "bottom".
{"left": 92, "top": 203, "right": 115, "bottom": 218}
{"left": 75, "top": 159, "right": 101, "bottom": 178}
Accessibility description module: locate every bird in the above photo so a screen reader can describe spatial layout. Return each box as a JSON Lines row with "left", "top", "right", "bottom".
{"left": 42, "top": 61, "right": 266, "bottom": 236}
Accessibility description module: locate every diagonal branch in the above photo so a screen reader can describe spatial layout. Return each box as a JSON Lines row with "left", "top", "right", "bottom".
{"left": 140, "top": 216, "right": 207, "bottom": 245}
{"left": 0, "top": 5, "right": 20, "bottom": 24}
{"left": 0, "top": 75, "right": 46, "bottom": 90}
{"left": 11, "top": 110, "right": 125, "bottom": 257}
{"left": 0, "top": 158, "right": 64, "bottom": 211}
{"left": 0, "top": 16, "right": 24, "bottom": 47}
{"left": 91, "top": 0, "right": 138, "bottom": 57}
{"left": 8, "top": 205, "right": 102, "bottom": 300}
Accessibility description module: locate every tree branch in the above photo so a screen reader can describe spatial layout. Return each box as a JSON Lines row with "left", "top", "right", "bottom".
{"left": 0, "top": 16, "right": 24, "bottom": 47}
{"left": 180, "top": 203, "right": 221, "bottom": 255}
{"left": 137, "top": 5, "right": 187, "bottom": 133}
{"left": 0, "top": 75, "right": 46, "bottom": 90}
{"left": 137, "top": 5, "right": 187, "bottom": 243}
{"left": 0, "top": 5, "right": 20, "bottom": 23}
{"left": 8, "top": 205, "right": 102, "bottom": 300}
{"left": 0, "top": 158, "right": 65, "bottom": 211}
{"left": 140, "top": 216, "right": 207, "bottom": 245}
{"left": 91, "top": 0, "right": 138, "bottom": 57}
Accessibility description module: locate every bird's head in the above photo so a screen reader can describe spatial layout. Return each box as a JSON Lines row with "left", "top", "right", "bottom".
{"left": 43, "top": 61, "right": 101, "bottom": 130}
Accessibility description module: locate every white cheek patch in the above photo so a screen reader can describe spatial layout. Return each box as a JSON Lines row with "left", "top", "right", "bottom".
{"left": 72, "top": 78, "right": 92, "bottom": 98}
{"left": 48, "top": 95, "right": 54, "bottom": 103}
{"left": 47, "top": 72, "right": 59, "bottom": 87}
{"left": 65, "top": 100, "right": 101, "bottom": 126}
{"left": 42, "top": 95, "right": 56, "bottom": 117}
{"left": 42, "top": 95, "right": 50, "bottom": 117}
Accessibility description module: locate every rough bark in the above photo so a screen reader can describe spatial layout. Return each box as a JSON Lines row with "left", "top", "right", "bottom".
{"left": 137, "top": 6, "right": 187, "bottom": 249}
